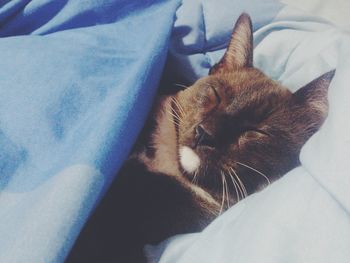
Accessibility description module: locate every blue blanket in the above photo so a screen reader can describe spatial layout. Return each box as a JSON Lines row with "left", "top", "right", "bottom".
{"left": 0, "top": 0, "right": 180, "bottom": 262}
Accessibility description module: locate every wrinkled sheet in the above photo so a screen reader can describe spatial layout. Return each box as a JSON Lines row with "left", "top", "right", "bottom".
{"left": 0, "top": 0, "right": 180, "bottom": 262}
{"left": 151, "top": 0, "right": 350, "bottom": 262}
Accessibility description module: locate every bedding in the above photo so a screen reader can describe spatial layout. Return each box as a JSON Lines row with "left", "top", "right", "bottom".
{"left": 0, "top": 0, "right": 180, "bottom": 262}
{"left": 149, "top": 0, "right": 350, "bottom": 262}
{"left": 0, "top": 0, "right": 349, "bottom": 262}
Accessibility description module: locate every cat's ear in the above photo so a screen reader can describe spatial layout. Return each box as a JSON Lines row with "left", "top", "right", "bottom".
{"left": 209, "top": 13, "right": 253, "bottom": 75}
{"left": 293, "top": 70, "right": 335, "bottom": 117}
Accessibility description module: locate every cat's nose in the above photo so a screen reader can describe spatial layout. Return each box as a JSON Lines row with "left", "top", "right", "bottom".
{"left": 195, "top": 125, "right": 215, "bottom": 148}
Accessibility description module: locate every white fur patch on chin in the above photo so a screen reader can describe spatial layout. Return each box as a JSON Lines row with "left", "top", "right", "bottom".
{"left": 179, "top": 146, "right": 200, "bottom": 173}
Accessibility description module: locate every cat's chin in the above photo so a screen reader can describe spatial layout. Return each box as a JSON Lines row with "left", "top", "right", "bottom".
{"left": 179, "top": 146, "right": 201, "bottom": 174}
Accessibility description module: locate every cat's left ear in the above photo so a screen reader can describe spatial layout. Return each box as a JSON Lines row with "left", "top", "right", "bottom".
{"left": 209, "top": 13, "right": 253, "bottom": 75}
{"left": 293, "top": 70, "right": 335, "bottom": 116}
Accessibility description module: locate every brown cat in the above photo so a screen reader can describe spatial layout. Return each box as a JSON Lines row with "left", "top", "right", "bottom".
{"left": 67, "top": 13, "right": 335, "bottom": 263}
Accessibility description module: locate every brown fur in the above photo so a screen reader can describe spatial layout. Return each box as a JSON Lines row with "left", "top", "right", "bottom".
{"left": 174, "top": 66, "right": 334, "bottom": 196}
{"left": 67, "top": 13, "right": 335, "bottom": 263}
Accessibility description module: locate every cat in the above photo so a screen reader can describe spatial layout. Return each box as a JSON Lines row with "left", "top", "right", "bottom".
{"left": 66, "top": 13, "right": 335, "bottom": 263}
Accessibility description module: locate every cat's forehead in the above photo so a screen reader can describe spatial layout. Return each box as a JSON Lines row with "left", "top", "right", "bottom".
{"left": 196, "top": 69, "right": 288, "bottom": 100}
{"left": 191, "top": 69, "right": 292, "bottom": 118}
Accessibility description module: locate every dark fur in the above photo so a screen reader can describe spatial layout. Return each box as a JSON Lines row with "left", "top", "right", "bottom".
{"left": 67, "top": 14, "right": 335, "bottom": 262}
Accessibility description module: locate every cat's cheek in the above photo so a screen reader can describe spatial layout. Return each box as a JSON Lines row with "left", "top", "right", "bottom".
{"left": 179, "top": 146, "right": 201, "bottom": 173}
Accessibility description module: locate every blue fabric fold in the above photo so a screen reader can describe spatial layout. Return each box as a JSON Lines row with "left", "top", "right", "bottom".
{"left": 0, "top": 0, "right": 180, "bottom": 262}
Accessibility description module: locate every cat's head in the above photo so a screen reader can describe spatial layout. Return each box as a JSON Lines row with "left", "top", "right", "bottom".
{"left": 173, "top": 13, "right": 334, "bottom": 201}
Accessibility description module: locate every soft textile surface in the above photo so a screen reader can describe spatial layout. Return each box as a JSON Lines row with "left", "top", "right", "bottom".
{"left": 281, "top": 0, "right": 350, "bottom": 29}
{"left": 150, "top": 0, "right": 350, "bottom": 262}
{"left": 1, "top": 1, "right": 349, "bottom": 262}
{"left": 0, "top": 0, "right": 180, "bottom": 262}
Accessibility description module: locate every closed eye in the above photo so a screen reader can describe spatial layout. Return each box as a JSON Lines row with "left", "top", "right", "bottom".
{"left": 243, "top": 126, "right": 270, "bottom": 137}
{"left": 210, "top": 86, "right": 221, "bottom": 104}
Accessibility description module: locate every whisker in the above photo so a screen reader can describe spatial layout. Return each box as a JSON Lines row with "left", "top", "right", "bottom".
{"left": 219, "top": 173, "right": 226, "bottom": 215}
{"left": 171, "top": 97, "right": 180, "bottom": 109}
{"left": 166, "top": 110, "right": 182, "bottom": 123}
{"left": 176, "top": 99, "right": 186, "bottom": 117}
{"left": 171, "top": 97, "right": 180, "bottom": 113}
{"left": 229, "top": 169, "right": 244, "bottom": 200}
{"left": 191, "top": 170, "right": 199, "bottom": 185}
{"left": 167, "top": 116, "right": 179, "bottom": 127}
{"left": 227, "top": 169, "right": 241, "bottom": 201}
{"left": 236, "top": 161, "right": 271, "bottom": 185}
{"left": 171, "top": 111, "right": 181, "bottom": 121}
{"left": 174, "top": 83, "right": 188, "bottom": 89}
{"left": 166, "top": 117, "right": 178, "bottom": 127}
{"left": 230, "top": 168, "right": 248, "bottom": 198}
{"left": 171, "top": 97, "right": 186, "bottom": 117}
{"left": 171, "top": 105, "right": 182, "bottom": 120}
{"left": 223, "top": 174, "right": 230, "bottom": 209}
{"left": 169, "top": 99, "right": 182, "bottom": 118}
{"left": 167, "top": 106, "right": 181, "bottom": 119}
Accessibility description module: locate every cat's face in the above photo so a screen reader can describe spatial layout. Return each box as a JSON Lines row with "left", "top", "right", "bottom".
{"left": 172, "top": 14, "right": 334, "bottom": 201}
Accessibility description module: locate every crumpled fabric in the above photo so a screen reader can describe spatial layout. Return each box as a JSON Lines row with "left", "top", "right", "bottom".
{"left": 0, "top": 0, "right": 180, "bottom": 262}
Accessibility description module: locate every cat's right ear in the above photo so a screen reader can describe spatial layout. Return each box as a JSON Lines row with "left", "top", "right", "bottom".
{"left": 209, "top": 13, "right": 253, "bottom": 75}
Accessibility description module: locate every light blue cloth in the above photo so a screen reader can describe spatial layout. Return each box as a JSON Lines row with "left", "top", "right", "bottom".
{"left": 149, "top": 0, "right": 350, "bottom": 262}
{"left": 2, "top": 1, "right": 349, "bottom": 262}
{"left": 0, "top": 0, "right": 180, "bottom": 262}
